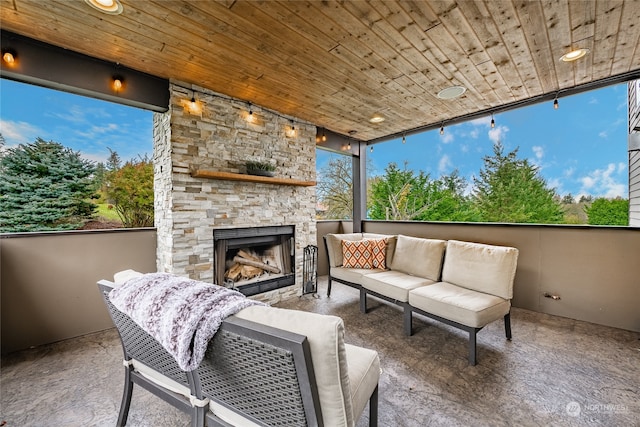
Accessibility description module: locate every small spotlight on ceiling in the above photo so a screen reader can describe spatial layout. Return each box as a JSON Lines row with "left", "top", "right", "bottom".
{"left": 437, "top": 86, "right": 466, "bottom": 100}
{"left": 369, "top": 113, "right": 385, "bottom": 123}
{"left": 560, "top": 48, "right": 590, "bottom": 62}
{"left": 85, "top": 0, "right": 123, "bottom": 14}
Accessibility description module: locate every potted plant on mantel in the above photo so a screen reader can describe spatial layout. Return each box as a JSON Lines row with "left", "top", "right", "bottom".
{"left": 245, "top": 160, "right": 276, "bottom": 177}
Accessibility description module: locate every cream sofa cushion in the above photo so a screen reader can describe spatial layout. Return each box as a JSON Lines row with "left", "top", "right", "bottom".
{"left": 331, "top": 266, "right": 384, "bottom": 284}
{"left": 361, "top": 270, "right": 435, "bottom": 302}
{"left": 363, "top": 233, "right": 397, "bottom": 266}
{"left": 325, "top": 233, "right": 365, "bottom": 267}
{"left": 441, "top": 240, "right": 518, "bottom": 300}
{"left": 344, "top": 343, "right": 380, "bottom": 424}
{"left": 388, "top": 235, "right": 446, "bottom": 280}
{"left": 409, "top": 282, "right": 511, "bottom": 328}
{"left": 234, "top": 305, "right": 357, "bottom": 426}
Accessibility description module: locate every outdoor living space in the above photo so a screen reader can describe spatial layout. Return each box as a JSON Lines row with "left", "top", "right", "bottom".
{"left": 1, "top": 276, "right": 638, "bottom": 426}
{"left": 2, "top": 1, "right": 640, "bottom": 426}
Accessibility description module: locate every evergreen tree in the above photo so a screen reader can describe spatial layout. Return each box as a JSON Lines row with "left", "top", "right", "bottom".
{"left": 585, "top": 197, "right": 629, "bottom": 226}
{"left": 0, "top": 138, "right": 97, "bottom": 232}
{"left": 369, "top": 162, "right": 477, "bottom": 221}
{"left": 472, "top": 142, "right": 564, "bottom": 224}
{"left": 104, "top": 156, "right": 154, "bottom": 227}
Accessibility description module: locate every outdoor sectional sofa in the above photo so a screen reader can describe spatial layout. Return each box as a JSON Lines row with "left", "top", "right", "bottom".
{"left": 324, "top": 233, "right": 519, "bottom": 365}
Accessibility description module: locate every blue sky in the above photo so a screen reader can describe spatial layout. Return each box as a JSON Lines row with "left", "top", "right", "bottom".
{"left": 319, "top": 83, "right": 630, "bottom": 200}
{"left": 1, "top": 79, "right": 152, "bottom": 163}
{"left": 1, "top": 78, "right": 630, "bottom": 199}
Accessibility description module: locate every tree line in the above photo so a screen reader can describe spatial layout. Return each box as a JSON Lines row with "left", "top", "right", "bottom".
{"left": 0, "top": 137, "right": 154, "bottom": 233}
{"left": 317, "top": 142, "right": 629, "bottom": 226}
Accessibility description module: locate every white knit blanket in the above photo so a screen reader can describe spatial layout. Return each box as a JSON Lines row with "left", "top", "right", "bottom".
{"left": 109, "top": 272, "right": 265, "bottom": 371}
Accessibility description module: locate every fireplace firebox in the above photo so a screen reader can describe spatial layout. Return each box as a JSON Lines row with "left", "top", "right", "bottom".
{"left": 213, "top": 226, "right": 295, "bottom": 296}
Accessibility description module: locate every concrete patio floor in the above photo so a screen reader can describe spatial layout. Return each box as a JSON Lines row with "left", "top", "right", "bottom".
{"left": 1, "top": 277, "right": 639, "bottom": 426}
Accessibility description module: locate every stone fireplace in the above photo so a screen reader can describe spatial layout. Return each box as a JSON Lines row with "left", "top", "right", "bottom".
{"left": 214, "top": 225, "right": 295, "bottom": 296}
{"left": 153, "top": 82, "right": 317, "bottom": 303}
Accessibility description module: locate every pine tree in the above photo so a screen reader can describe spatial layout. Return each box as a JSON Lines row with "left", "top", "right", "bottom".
{"left": 0, "top": 138, "right": 97, "bottom": 232}
{"left": 472, "top": 142, "right": 564, "bottom": 224}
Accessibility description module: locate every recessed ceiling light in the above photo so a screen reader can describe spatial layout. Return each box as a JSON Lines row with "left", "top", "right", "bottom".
{"left": 369, "top": 114, "right": 385, "bottom": 123}
{"left": 437, "top": 86, "right": 466, "bottom": 100}
{"left": 560, "top": 48, "right": 590, "bottom": 62}
{"left": 84, "top": 0, "right": 123, "bottom": 15}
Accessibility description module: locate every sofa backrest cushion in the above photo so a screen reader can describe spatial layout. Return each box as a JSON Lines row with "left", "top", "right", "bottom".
{"left": 363, "top": 233, "right": 397, "bottom": 266}
{"left": 389, "top": 235, "right": 447, "bottom": 281}
{"left": 233, "top": 305, "right": 354, "bottom": 426}
{"left": 325, "top": 233, "right": 364, "bottom": 267}
{"left": 441, "top": 240, "right": 519, "bottom": 300}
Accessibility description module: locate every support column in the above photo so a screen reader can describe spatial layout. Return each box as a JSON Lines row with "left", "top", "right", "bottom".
{"left": 352, "top": 141, "right": 367, "bottom": 233}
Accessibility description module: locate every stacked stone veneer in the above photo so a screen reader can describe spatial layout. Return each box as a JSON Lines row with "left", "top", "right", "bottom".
{"left": 153, "top": 82, "right": 317, "bottom": 304}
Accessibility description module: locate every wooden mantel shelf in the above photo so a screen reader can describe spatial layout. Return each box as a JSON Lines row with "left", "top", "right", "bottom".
{"left": 191, "top": 170, "right": 316, "bottom": 187}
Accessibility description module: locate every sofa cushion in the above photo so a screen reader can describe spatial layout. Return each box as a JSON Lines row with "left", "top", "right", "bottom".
{"left": 325, "top": 233, "right": 364, "bottom": 267}
{"left": 441, "top": 240, "right": 518, "bottom": 300}
{"left": 388, "top": 235, "right": 447, "bottom": 281}
{"left": 363, "top": 233, "right": 397, "bottom": 265}
{"left": 331, "top": 266, "right": 383, "bottom": 284}
{"left": 408, "top": 282, "right": 511, "bottom": 328}
{"left": 344, "top": 343, "right": 380, "bottom": 425}
{"left": 361, "top": 270, "right": 435, "bottom": 302}
{"left": 233, "top": 305, "right": 354, "bottom": 426}
{"left": 367, "top": 238, "right": 388, "bottom": 269}
{"left": 342, "top": 239, "right": 373, "bottom": 269}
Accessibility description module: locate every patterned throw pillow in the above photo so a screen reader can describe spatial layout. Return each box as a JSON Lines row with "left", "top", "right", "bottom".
{"left": 342, "top": 239, "right": 373, "bottom": 269}
{"left": 368, "top": 238, "right": 388, "bottom": 269}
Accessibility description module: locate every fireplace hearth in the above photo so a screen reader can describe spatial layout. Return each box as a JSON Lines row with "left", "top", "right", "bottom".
{"left": 213, "top": 226, "right": 295, "bottom": 296}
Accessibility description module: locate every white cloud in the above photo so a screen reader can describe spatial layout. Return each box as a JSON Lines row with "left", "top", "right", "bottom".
{"left": 547, "top": 177, "right": 563, "bottom": 193}
{"left": 488, "top": 125, "right": 508, "bottom": 144}
{"left": 469, "top": 128, "right": 479, "bottom": 139}
{"left": 438, "top": 154, "right": 452, "bottom": 173}
{"left": 579, "top": 163, "right": 627, "bottom": 198}
{"left": 599, "top": 131, "right": 608, "bottom": 139}
{"left": 0, "top": 119, "right": 42, "bottom": 146}
{"left": 588, "top": 97, "right": 598, "bottom": 105}
{"left": 532, "top": 146, "right": 544, "bottom": 160}
{"left": 563, "top": 167, "right": 575, "bottom": 177}
{"left": 440, "top": 132, "right": 454, "bottom": 144}
{"left": 460, "top": 144, "right": 469, "bottom": 153}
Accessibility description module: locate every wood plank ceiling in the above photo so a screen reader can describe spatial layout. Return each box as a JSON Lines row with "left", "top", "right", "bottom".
{"left": 1, "top": 0, "right": 640, "bottom": 142}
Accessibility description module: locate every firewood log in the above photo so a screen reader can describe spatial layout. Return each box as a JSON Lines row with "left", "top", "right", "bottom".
{"left": 233, "top": 256, "right": 281, "bottom": 274}
{"left": 237, "top": 249, "right": 260, "bottom": 262}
